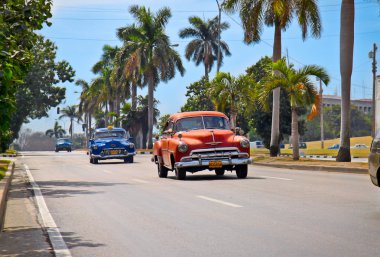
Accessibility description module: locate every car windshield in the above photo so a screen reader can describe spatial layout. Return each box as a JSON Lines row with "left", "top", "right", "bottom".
{"left": 175, "top": 116, "right": 230, "bottom": 131}
{"left": 57, "top": 139, "right": 70, "bottom": 144}
{"left": 94, "top": 131, "right": 126, "bottom": 139}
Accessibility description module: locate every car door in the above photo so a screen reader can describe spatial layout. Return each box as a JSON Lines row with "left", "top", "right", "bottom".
{"left": 161, "top": 120, "right": 174, "bottom": 167}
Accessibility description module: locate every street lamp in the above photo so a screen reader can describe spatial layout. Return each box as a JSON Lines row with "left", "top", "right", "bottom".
{"left": 317, "top": 78, "right": 324, "bottom": 149}
{"left": 216, "top": 0, "right": 225, "bottom": 73}
{"left": 369, "top": 43, "right": 377, "bottom": 137}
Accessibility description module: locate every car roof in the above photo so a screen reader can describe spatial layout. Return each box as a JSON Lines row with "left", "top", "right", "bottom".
{"left": 94, "top": 127, "right": 126, "bottom": 133}
{"left": 169, "top": 111, "right": 228, "bottom": 122}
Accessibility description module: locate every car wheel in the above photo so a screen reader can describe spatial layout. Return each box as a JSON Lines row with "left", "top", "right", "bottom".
{"left": 236, "top": 165, "right": 248, "bottom": 179}
{"left": 157, "top": 162, "right": 168, "bottom": 178}
{"left": 93, "top": 158, "right": 99, "bottom": 164}
{"left": 90, "top": 157, "right": 93, "bottom": 164}
{"left": 215, "top": 169, "right": 225, "bottom": 176}
{"left": 175, "top": 167, "right": 186, "bottom": 180}
{"left": 125, "top": 156, "right": 133, "bottom": 163}
{"left": 55, "top": 149, "right": 58, "bottom": 152}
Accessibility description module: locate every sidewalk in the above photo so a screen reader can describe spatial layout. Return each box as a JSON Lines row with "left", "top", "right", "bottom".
{"left": 0, "top": 162, "right": 53, "bottom": 257}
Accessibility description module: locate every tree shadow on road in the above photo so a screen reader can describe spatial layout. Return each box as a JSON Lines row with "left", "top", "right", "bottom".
{"left": 32, "top": 180, "right": 128, "bottom": 199}
{"left": 0, "top": 226, "right": 105, "bottom": 257}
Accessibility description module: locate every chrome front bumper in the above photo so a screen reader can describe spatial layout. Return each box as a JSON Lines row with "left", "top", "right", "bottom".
{"left": 174, "top": 156, "right": 251, "bottom": 169}
{"left": 91, "top": 151, "right": 136, "bottom": 159}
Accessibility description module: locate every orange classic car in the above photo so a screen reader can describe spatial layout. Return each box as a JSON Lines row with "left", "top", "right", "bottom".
{"left": 152, "top": 111, "right": 251, "bottom": 180}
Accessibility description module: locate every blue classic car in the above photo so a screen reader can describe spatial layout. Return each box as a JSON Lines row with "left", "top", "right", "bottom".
{"left": 88, "top": 126, "right": 136, "bottom": 164}
{"left": 55, "top": 138, "right": 72, "bottom": 152}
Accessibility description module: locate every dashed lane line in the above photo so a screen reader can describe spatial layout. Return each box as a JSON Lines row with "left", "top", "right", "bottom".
{"left": 257, "top": 175, "right": 293, "bottom": 181}
{"left": 197, "top": 195, "right": 243, "bottom": 208}
{"left": 24, "top": 164, "right": 72, "bottom": 257}
{"left": 132, "top": 179, "right": 149, "bottom": 184}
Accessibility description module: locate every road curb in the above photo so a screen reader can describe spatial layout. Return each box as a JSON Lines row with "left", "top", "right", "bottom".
{"left": 251, "top": 162, "right": 368, "bottom": 174}
{"left": 0, "top": 161, "right": 15, "bottom": 231}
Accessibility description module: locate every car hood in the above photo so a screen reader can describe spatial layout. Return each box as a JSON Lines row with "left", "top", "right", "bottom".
{"left": 177, "top": 129, "right": 237, "bottom": 148}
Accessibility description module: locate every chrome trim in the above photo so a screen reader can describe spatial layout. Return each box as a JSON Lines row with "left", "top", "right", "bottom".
{"left": 91, "top": 151, "right": 136, "bottom": 159}
{"left": 189, "top": 147, "right": 239, "bottom": 155}
{"left": 174, "top": 157, "right": 251, "bottom": 168}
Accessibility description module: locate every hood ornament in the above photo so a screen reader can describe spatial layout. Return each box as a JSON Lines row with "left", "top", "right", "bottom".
{"left": 205, "top": 130, "right": 222, "bottom": 146}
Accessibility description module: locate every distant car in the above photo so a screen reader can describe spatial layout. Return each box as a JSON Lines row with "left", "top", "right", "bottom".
{"left": 288, "top": 142, "right": 307, "bottom": 149}
{"left": 369, "top": 130, "right": 380, "bottom": 187}
{"left": 328, "top": 144, "right": 340, "bottom": 149}
{"left": 88, "top": 126, "right": 136, "bottom": 164}
{"left": 55, "top": 138, "right": 72, "bottom": 152}
{"left": 250, "top": 141, "right": 264, "bottom": 149}
{"left": 351, "top": 144, "right": 369, "bottom": 149}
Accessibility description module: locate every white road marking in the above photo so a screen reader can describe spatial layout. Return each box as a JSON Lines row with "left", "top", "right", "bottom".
{"left": 197, "top": 195, "right": 243, "bottom": 208}
{"left": 24, "top": 164, "right": 72, "bottom": 257}
{"left": 21, "top": 154, "right": 25, "bottom": 158}
{"left": 102, "top": 169, "right": 112, "bottom": 174}
{"left": 257, "top": 175, "right": 293, "bottom": 181}
{"left": 132, "top": 179, "right": 149, "bottom": 184}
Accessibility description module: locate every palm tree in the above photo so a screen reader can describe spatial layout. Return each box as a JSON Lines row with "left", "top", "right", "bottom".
{"left": 45, "top": 121, "right": 66, "bottom": 138}
{"left": 117, "top": 5, "right": 185, "bottom": 149}
{"left": 208, "top": 72, "right": 254, "bottom": 128}
{"left": 258, "top": 60, "right": 329, "bottom": 160}
{"left": 59, "top": 105, "right": 83, "bottom": 140}
{"left": 337, "top": 0, "right": 354, "bottom": 162}
{"left": 179, "top": 16, "right": 231, "bottom": 79}
{"left": 92, "top": 45, "right": 120, "bottom": 125}
{"left": 224, "top": 0, "right": 322, "bottom": 157}
{"left": 76, "top": 79, "right": 96, "bottom": 140}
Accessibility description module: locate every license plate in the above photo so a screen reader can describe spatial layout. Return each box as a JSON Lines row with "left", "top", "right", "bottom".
{"left": 110, "top": 150, "right": 118, "bottom": 155}
{"left": 209, "top": 160, "right": 223, "bottom": 169}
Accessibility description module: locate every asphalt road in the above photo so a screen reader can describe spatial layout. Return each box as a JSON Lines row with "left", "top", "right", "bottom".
{"left": 17, "top": 151, "right": 380, "bottom": 257}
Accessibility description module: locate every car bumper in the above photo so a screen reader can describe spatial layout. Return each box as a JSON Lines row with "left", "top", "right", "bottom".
{"left": 91, "top": 152, "right": 136, "bottom": 159}
{"left": 174, "top": 157, "right": 251, "bottom": 169}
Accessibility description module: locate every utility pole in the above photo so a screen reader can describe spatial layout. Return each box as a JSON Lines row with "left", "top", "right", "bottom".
{"left": 216, "top": 0, "right": 222, "bottom": 73}
{"left": 369, "top": 43, "right": 377, "bottom": 137}
{"left": 318, "top": 78, "right": 324, "bottom": 149}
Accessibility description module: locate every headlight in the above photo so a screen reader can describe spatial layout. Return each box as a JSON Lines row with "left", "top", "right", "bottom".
{"left": 240, "top": 139, "right": 250, "bottom": 148}
{"left": 129, "top": 143, "right": 135, "bottom": 149}
{"left": 178, "top": 142, "right": 188, "bottom": 153}
{"left": 92, "top": 145, "right": 98, "bottom": 150}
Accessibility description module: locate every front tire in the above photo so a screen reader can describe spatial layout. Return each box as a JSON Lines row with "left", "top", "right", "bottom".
{"left": 236, "top": 165, "right": 248, "bottom": 179}
{"left": 175, "top": 167, "right": 186, "bottom": 180}
{"left": 124, "top": 156, "right": 133, "bottom": 163}
{"left": 93, "top": 158, "right": 99, "bottom": 164}
{"left": 157, "top": 162, "right": 168, "bottom": 178}
{"left": 215, "top": 169, "right": 225, "bottom": 176}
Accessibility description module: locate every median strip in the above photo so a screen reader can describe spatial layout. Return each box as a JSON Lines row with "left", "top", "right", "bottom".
{"left": 197, "top": 195, "right": 243, "bottom": 208}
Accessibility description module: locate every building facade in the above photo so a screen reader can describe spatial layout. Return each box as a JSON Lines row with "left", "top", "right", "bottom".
{"left": 322, "top": 94, "right": 373, "bottom": 114}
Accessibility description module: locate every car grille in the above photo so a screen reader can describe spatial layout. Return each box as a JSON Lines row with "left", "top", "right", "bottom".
{"left": 187, "top": 147, "right": 246, "bottom": 160}
{"left": 101, "top": 148, "right": 126, "bottom": 155}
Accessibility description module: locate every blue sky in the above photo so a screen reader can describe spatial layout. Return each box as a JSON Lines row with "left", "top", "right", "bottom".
{"left": 24, "top": 0, "right": 380, "bottom": 133}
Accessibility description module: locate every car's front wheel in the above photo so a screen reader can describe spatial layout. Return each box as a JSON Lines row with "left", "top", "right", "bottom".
{"left": 175, "top": 167, "right": 186, "bottom": 180}
{"left": 124, "top": 156, "right": 133, "bottom": 163}
{"left": 93, "top": 158, "right": 99, "bottom": 164}
{"left": 157, "top": 162, "right": 168, "bottom": 178}
{"left": 236, "top": 165, "right": 248, "bottom": 179}
{"left": 215, "top": 169, "right": 225, "bottom": 176}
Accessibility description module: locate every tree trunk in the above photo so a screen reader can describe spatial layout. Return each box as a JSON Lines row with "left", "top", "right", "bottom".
{"left": 337, "top": 0, "right": 354, "bottom": 162}
{"left": 104, "top": 102, "right": 109, "bottom": 126}
{"left": 204, "top": 63, "right": 209, "bottom": 81}
{"left": 270, "top": 22, "right": 282, "bottom": 157}
{"left": 291, "top": 107, "right": 300, "bottom": 161}
{"left": 230, "top": 100, "right": 237, "bottom": 128}
{"left": 147, "top": 72, "right": 154, "bottom": 149}
{"left": 88, "top": 113, "right": 92, "bottom": 139}
{"left": 70, "top": 118, "right": 73, "bottom": 140}
{"left": 131, "top": 83, "right": 137, "bottom": 111}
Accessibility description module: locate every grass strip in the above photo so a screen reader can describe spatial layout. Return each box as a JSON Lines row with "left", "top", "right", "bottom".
{"left": 0, "top": 160, "right": 11, "bottom": 180}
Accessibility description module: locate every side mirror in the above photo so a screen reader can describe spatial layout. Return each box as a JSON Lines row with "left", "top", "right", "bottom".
{"left": 164, "top": 128, "right": 173, "bottom": 134}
